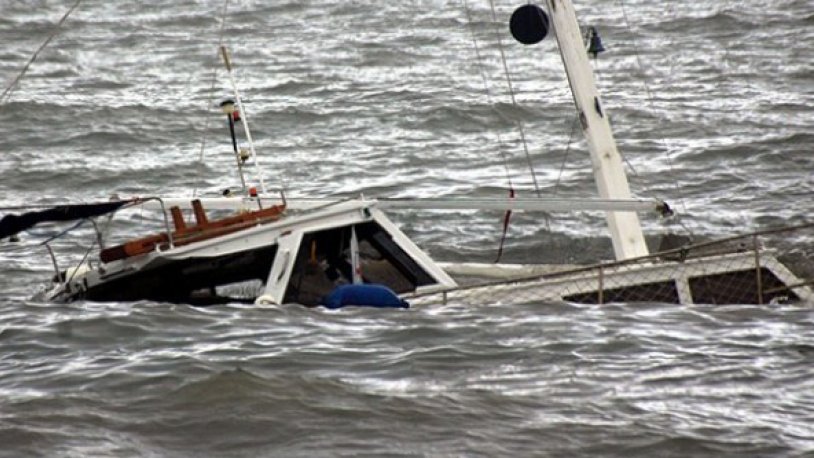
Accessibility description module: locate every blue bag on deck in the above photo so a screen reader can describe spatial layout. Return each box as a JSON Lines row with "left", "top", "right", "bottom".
{"left": 321, "top": 284, "right": 409, "bottom": 309}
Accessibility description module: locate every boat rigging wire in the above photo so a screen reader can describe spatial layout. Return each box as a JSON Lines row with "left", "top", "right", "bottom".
{"left": 552, "top": 12, "right": 627, "bottom": 195}
{"left": 615, "top": 0, "right": 689, "bottom": 220}
{"left": 64, "top": 203, "right": 121, "bottom": 284}
{"left": 33, "top": 219, "right": 86, "bottom": 246}
{"left": 582, "top": 25, "right": 638, "bottom": 178}
{"left": 193, "top": 0, "right": 231, "bottom": 198}
{"left": 486, "top": 0, "right": 543, "bottom": 199}
{"left": 461, "top": 0, "right": 518, "bottom": 262}
{"left": 461, "top": 0, "right": 514, "bottom": 193}
{"left": 0, "top": 0, "right": 82, "bottom": 106}
{"left": 553, "top": 114, "right": 580, "bottom": 195}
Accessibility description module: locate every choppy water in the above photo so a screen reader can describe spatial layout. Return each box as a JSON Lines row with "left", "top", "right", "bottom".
{"left": 1, "top": 0, "right": 813, "bottom": 456}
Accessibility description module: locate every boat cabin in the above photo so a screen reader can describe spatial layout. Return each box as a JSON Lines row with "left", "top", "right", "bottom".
{"left": 47, "top": 199, "right": 457, "bottom": 305}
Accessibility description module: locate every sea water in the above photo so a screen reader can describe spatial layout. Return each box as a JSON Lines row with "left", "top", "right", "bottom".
{"left": 1, "top": 1, "right": 813, "bottom": 456}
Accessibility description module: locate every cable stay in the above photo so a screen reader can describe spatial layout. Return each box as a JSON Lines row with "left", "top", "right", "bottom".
{"left": 193, "top": 0, "right": 232, "bottom": 198}
{"left": 615, "top": 0, "right": 690, "bottom": 226}
{"left": 461, "top": 0, "right": 520, "bottom": 262}
{"left": 0, "top": 0, "right": 83, "bottom": 106}
{"left": 487, "top": 0, "right": 544, "bottom": 199}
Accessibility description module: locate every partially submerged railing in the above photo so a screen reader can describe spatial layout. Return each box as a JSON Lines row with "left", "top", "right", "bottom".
{"left": 41, "top": 197, "right": 171, "bottom": 286}
{"left": 411, "top": 222, "right": 814, "bottom": 306}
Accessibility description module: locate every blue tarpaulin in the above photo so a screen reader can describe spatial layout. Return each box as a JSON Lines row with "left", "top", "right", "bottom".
{"left": 321, "top": 284, "right": 409, "bottom": 309}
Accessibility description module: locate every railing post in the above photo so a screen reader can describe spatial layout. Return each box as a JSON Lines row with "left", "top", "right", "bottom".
{"left": 753, "top": 234, "right": 763, "bottom": 305}
{"left": 44, "top": 243, "right": 62, "bottom": 285}
{"left": 88, "top": 219, "right": 106, "bottom": 250}
{"left": 151, "top": 197, "right": 174, "bottom": 249}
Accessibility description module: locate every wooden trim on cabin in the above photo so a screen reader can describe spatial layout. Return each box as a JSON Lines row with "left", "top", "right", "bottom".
{"left": 100, "top": 202, "right": 285, "bottom": 263}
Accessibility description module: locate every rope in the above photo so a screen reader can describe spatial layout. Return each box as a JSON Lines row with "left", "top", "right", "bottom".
{"left": 461, "top": 0, "right": 514, "bottom": 191}
{"left": 487, "top": 0, "right": 543, "bottom": 198}
{"left": 1, "top": 224, "right": 88, "bottom": 254}
{"left": 193, "top": 0, "right": 231, "bottom": 198}
{"left": 461, "top": 0, "right": 520, "bottom": 262}
{"left": 616, "top": 0, "right": 688, "bottom": 219}
{"left": 553, "top": 114, "right": 580, "bottom": 195}
{"left": 0, "top": 0, "right": 83, "bottom": 106}
{"left": 34, "top": 219, "right": 86, "bottom": 246}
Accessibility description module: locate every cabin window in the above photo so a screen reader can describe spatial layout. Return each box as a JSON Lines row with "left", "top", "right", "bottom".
{"left": 87, "top": 245, "right": 277, "bottom": 305}
{"left": 283, "top": 222, "right": 436, "bottom": 306}
{"left": 563, "top": 280, "right": 680, "bottom": 304}
{"left": 688, "top": 268, "right": 798, "bottom": 304}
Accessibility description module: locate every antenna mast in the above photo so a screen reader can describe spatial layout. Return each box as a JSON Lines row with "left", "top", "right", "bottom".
{"left": 219, "top": 46, "right": 268, "bottom": 196}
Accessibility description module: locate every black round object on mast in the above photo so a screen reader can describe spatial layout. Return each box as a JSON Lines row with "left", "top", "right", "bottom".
{"left": 587, "top": 26, "right": 606, "bottom": 57}
{"left": 220, "top": 98, "right": 248, "bottom": 193}
{"left": 220, "top": 99, "right": 239, "bottom": 157}
{"left": 510, "top": 4, "right": 549, "bottom": 45}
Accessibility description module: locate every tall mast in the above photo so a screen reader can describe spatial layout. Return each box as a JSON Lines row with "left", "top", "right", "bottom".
{"left": 546, "top": 0, "right": 648, "bottom": 260}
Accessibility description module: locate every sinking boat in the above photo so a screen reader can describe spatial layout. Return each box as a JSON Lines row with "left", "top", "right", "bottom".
{"left": 4, "top": 0, "right": 813, "bottom": 307}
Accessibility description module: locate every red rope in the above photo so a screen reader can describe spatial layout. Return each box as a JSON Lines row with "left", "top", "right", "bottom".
{"left": 495, "top": 188, "right": 515, "bottom": 263}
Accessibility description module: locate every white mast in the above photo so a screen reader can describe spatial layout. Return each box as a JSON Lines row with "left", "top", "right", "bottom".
{"left": 546, "top": 0, "right": 648, "bottom": 260}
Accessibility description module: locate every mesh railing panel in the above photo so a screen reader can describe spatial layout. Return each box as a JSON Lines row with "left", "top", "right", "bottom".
{"left": 410, "top": 224, "right": 814, "bottom": 306}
